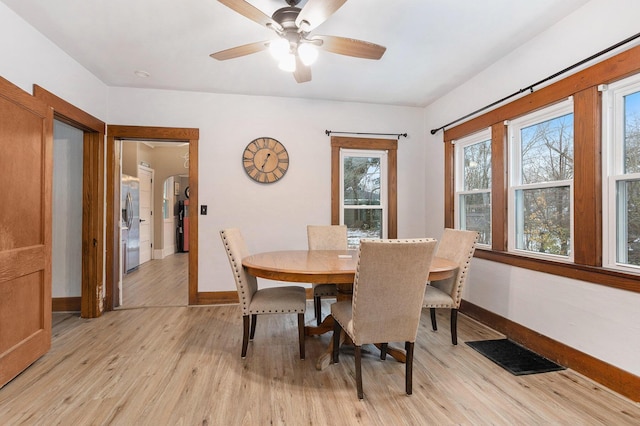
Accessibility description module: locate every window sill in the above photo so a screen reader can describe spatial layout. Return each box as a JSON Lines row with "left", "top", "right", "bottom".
{"left": 474, "top": 248, "right": 640, "bottom": 294}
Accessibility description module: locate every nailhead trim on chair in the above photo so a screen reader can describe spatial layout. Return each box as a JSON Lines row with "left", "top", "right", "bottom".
{"left": 221, "top": 230, "right": 250, "bottom": 313}
{"left": 451, "top": 232, "right": 479, "bottom": 308}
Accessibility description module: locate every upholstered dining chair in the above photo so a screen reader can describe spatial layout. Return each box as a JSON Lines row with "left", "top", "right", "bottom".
{"left": 220, "top": 228, "right": 306, "bottom": 359}
{"left": 422, "top": 228, "right": 479, "bottom": 345}
{"left": 331, "top": 238, "right": 437, "bottom": 399}
{"left": 307, "top": 225, "right": 348, "bottom": 326}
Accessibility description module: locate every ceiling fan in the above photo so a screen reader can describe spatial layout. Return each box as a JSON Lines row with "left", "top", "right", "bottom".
{"left": 210, "top": 0, "right": 386, "bottom": 83}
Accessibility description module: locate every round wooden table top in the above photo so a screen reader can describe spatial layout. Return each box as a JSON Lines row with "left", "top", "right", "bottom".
{"left": 242, "top": 250, "right": 458, "bottom": 284}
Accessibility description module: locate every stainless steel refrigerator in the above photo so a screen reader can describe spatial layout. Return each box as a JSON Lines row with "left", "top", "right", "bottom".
{"left": 121, "top": 175, "right": 140, "bottom": 273}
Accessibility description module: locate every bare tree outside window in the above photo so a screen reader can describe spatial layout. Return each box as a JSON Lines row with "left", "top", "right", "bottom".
{"left": 460, "top": 139, "right": 491, "bottom": 244}
{"left": 516, "top": 113, "right": 573, "bottom": 256}
{"left": 343, "top": 156, "right": 383, "bottom": 247}
{"left": 619, "top": 91, "right": 640, "bottom": 265}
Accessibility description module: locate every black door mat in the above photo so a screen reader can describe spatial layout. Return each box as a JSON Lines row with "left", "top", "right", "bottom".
{"left": 466, "top": 339, "right": 566, "bottom": 376}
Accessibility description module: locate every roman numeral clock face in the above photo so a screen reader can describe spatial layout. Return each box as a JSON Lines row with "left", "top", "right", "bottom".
{"left": 242, "top": 137, "right": 289, "bottom": 183}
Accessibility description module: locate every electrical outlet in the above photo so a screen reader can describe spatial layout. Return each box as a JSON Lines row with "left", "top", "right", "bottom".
{"left": 200, "top": 205, "right": 207, "bottom": 215}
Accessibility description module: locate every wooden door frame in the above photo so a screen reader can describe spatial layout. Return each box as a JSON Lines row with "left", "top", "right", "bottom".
{"left": 33, "top": 85, "right": 105, "bottom": 319}
{"left": 105, "top": 125, "right": 199, "bottom": 310}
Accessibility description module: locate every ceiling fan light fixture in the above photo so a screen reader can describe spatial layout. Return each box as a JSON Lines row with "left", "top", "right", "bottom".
{"left": 278, "top": 53, "right": 297, "bottom": 72}
{"left": 298, "top": 43, "right": 318, "bottom": 66}
{"left": 269, "top": 38, "right": 290, "bottom": 60}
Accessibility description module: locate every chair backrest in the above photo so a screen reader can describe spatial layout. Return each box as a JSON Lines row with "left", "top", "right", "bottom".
{"left": 307, "top": 225, "right": 348, "bottom": 250}
{"left": 432, "top": 228, "right": 479, "bottom": 307}
{"left": 219, "top": 228, "right": 258, "bottom": 316}
{"left": 351, "top": 238, "right": 437, "bottom": 345}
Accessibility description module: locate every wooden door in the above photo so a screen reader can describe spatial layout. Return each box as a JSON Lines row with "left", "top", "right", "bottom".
{"left": 138, "top": 166, "right": 153, "bottom": 264}
{"left": 0, "top": 76, "right": 53, "bottom": 388}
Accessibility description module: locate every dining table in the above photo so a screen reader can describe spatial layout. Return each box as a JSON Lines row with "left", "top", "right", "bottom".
{"left": 242, "top": 249, "right": 458, "bottom": 370}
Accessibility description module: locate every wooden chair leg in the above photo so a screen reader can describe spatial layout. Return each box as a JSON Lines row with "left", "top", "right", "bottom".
{"left": 298, "top": 313, "right": 305, "bottom": 359}
{"left": 241, "top": 315, "right": 250, "bottom": 358}
{"left": 405, "top": 341, "right": 414, "bottom": 395}
{"left": 450, "top": 308, "right": 458, "bottom": 345}
{"left": 315, "top": 295, "right": 322, "bottom": 326}
{"left": 430, "top": 308, "right": 437, "bottom": 331}
{"left": 249, "top": 314, "right": 257, "bottom": 340}
{"left": 379, "top": 343, "right": 388, "bottom": 360}
{"left": 332, "top": 319, "right": 342, "bottom": 363}
{"left": 355, "top": 345, "right": 363, "bottom": 399}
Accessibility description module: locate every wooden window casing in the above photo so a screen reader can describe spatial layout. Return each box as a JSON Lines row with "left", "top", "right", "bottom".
{"left": 331, "top": 136, "right": 397, "bottom": 239}
{"left": 443, "top": 44, "right": 640, "bottom": 293}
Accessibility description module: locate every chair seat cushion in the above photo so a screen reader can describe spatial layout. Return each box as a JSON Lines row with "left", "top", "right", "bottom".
{"left": 249, "top": 286, "right": 306, "bottom": 314}
{"left": 331, "top": 300, "right": 354, "bottom": 338}
{"left": 313, "top": 283, "right": 337, "bottom": 297}
{"left": 423, "top": 285, "right": 455, "bottom": 308}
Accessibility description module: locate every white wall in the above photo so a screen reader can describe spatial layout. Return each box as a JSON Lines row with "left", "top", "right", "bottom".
{"left": 424, "top": 0, "right": 640, "bottom": 376}
{"left": 106, "top": 88, "right": 427, "bottom": 292}
{"left": 0, "top": 3, "right": 108, "bottom": 119}
{"left": 52, "top": 120, "right": 83, "bottom": 298}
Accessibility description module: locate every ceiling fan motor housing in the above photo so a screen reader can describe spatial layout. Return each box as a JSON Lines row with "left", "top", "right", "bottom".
{"left": 271, "top": 7, "right": 311, "bottom": 51}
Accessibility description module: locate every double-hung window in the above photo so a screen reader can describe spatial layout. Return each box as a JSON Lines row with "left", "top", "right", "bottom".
{"left": 603, "top": 75, "right": 640, "bottom": 271}
{"left": 454, "top": 129, "right": 492, "bottom": 246}
{"left": 340, "top": 149, "right": 388, "bottom": 248}
{"left": 508, "top": 99, "right": 574, "bottom": 259}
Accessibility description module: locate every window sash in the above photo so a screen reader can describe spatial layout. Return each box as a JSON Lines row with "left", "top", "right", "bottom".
{"left": 454, "top": 129, "right": 492, "bottom": 246}
{"left": 340, "top": 149, "right": 388, "bottom": 246}
{"left": 603, "top": 76, "right": 640, "bottom": 271}
{"left": 508, "top": 99, "right": 574, "bottom": 260}
{"left": 511, "top": 183, "right": 573, "bottom": 259}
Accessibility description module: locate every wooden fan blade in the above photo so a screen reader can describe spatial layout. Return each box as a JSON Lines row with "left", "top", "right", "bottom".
{"left": 295, "top": 0, "right": 347, "bottom": 32}
{"left": 210, "top": 41, "right": 269, "bottom": 60}
{"left": 312, "top": 35, "right": 386, "bottom": 60}
{"left": 293, "top": 56, "right": 312, "bottom": 83}
{"left": 218, "top": 0, "right": 283, "bottom": 31}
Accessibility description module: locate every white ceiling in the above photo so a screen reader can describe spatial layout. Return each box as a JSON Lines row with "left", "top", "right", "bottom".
{"left": 2, "top": 0, "right": 591, "bottom": 107}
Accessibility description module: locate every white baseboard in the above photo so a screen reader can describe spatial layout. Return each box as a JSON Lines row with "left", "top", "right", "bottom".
{"left": 154, "top": 245, "right": 176, "bottom": 260}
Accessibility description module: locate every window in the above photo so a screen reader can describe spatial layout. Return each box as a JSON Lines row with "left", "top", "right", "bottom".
{"left": 331, "top": 137, "right": 397, "bottom": 248}
{"left": 508, "top": 99, "right": 574, "bottom": 259}
{"left": 454, "top": 129, "right": 492, "bottom": 246}
{"left": 603, "top": 75, "right": 640, "bottom": 272}
{"left": 443, "top": 46, "right": 640, "bottom": 293}
{"left": 341, "top": 149, "right": 387, "bottom": 247}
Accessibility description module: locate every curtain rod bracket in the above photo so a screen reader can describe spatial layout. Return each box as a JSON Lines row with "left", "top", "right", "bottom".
{"left": 325, "top": 130, "right": 408, "bottom": 140}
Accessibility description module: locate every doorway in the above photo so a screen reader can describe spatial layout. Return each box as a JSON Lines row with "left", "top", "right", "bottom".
{"left": 33, "top": 85, "right": 105, "bottom": 319}
{"left": 106, "top": 125, "right": 199, "bottom": 311}
{"left": 118, "top": 140, "right": 190, "bottom": 308}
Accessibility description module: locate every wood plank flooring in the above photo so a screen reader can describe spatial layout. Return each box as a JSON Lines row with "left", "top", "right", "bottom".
{"left": 1, "top": 301, "right": 639, "bottom": 424}
{"left": 121, "top": 252, "right": 188, "bottom": 308}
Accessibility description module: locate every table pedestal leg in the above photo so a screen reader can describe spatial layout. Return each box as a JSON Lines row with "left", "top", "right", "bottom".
{"left": 305, "top": 315, "right": 334, "bottom": 336}
{"left": 374, "top": 343, "right": 406, "bottom": 363}
{"left": 316, "top": 328, "right": 345, "bottom": 370}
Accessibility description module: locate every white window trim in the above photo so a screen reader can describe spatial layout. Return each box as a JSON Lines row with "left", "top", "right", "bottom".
{"left": 454, "top": 128, "right": 492, "bottom": 248}
{"left": 339, "top": 148, "right": 388, "bottom": 240}
{"left": 602, "top": 75, "right": 640, "bottom": 273}
{"left": 507, "top": 98, "right": 575, "bottom": 261}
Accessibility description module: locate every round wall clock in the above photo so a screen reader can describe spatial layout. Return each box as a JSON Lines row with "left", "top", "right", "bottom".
{"left": 242, "top": 137, "right": 289, "bottom": 183}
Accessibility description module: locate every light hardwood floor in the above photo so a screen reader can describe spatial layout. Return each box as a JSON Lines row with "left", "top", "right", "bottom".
{"left": 120, "top": 252, "right": 188, "bottom": 308}
{"left": 1, "top": 304, "right": 639, "bottom": 424}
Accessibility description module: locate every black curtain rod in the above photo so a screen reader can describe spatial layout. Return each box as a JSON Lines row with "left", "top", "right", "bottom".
{"left": 430, "top": 31, "right": 640, "bottom": 136}
{"left": 325, "top": 130, "right": 408, "bottom": 139}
